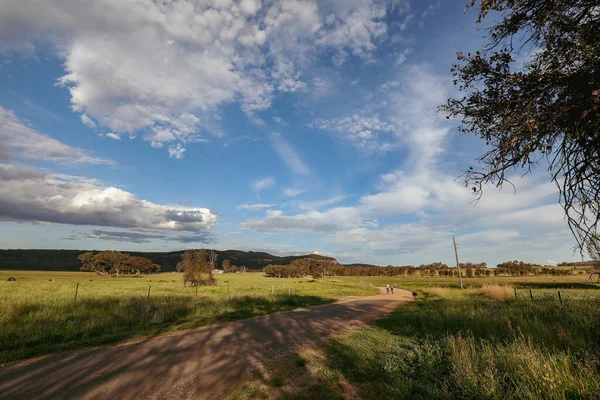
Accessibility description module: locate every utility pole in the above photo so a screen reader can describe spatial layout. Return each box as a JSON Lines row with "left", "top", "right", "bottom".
{"left": 453, "top": 236, "right": 464, "bottom": 290}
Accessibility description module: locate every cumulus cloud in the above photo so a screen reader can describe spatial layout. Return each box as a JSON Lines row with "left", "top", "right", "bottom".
{"left": 168, "top": 143, "right": 186, "bottom": 159}
{"left": 236, "top": 203, "right": 276, "bottom": 211}
{"left": 0, "top": 106, "right": 112, "bottom": 165}
{"left": 0, "top": 164, "right": 217, "bottom": 231}
{"left": 0, "top": 0, "right": 395, "bottom": 156}
{"left": 251, "top": 177, "right": 275, "bottom": 192}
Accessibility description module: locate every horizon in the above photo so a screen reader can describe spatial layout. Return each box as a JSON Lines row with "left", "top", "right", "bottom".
{"left": 0, "top": 0, "right": 583, "bottom": 267}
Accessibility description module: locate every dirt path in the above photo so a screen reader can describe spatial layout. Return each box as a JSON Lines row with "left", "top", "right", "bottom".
{"left": 0, "top": 289, "right": 413, "bottom": 400}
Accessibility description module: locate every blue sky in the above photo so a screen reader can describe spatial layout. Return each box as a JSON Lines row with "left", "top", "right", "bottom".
{"left": 0, "top": 0, "right": 579, "bottom": 266}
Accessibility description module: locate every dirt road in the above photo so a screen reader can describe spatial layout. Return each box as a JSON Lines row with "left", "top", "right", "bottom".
{"left": 0, "top": 289, "right": 412, "bottom": 399}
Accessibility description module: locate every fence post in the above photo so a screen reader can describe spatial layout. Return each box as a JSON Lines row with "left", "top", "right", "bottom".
{"left": 529, "top": 288, "right": 533, "bottom": 301}
{"left": 558, "top": 291, "right": 562, "bottom": 305}
{"left": 196, "top": 286, "right": 198, "bottom": 296}
{"left": 288, "top": 286, "right": 291, "bottom": 295}
{"left": 147, "top": 283, "right": 151, "bottom": 299}
{"left": 73, "top": 282, "right": 79, "bottom": 303}
{"left": 272, "top": 284, "right": 274, "bottom": 294}
{"left": 514, "top": 287, "right": 518, "bottom": 300}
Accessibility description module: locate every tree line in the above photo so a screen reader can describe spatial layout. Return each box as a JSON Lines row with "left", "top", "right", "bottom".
{"left": 78, "top": 251, "right": 160, "bottom": 277}
{"left": 262, "top": 260, "right": 589, "bottom": 278}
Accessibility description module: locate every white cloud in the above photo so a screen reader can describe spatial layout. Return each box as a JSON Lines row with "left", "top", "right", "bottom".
{"left": 236, "top": 203, "right": 275, "bottom": 211}
{"left": 0, "top": 0, "right": 394, "bottom": 156}
{"left": 0, "top": 106, "right": 112, "bottom": 165}
{"left": 239, "top": 63, "right": 576, "bottom": 266}
{"left": 422, "top": 1, "right": 441, "bottom": 19}
{"left": 240, "top": 206, "right": 362, "bottom": 233}
{"left": 80, "top": 113, "right": 96, "bottom": 128}
{"left": 168, "top": 143, "right": 186, "bottom": 159}
{"left": 284, "top": 188, "right": 307, "bottom": 197}
{"left": 0, "top": 164, "right": 217, "bottom": 232}
{"left": 252, "top": 177, "right": 275, "bottom": 192}
{"left": 105, "top": 132, "right": 121, "bottom": 141}
{"left": 310, "top": 114, "right": 397, "bottom": 150}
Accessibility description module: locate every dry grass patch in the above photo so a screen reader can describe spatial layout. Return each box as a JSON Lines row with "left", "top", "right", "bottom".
{"left": 480, "top": 284, "right": 513, "bottom": 300}
{"left": 429, "top": 287, "right": 449, "bottom": 298}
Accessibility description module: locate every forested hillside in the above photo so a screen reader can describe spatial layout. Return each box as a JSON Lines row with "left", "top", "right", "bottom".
{"left": 0, "top": 249, "right": 340, "bottom": 272}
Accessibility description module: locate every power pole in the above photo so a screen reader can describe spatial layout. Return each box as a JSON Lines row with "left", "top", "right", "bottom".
{"left": 453, "top": 236, "right": 464, "bottom": 290}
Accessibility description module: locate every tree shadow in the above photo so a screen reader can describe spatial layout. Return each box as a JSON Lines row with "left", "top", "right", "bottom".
{"left": 0, "top": 298, "right": 397, "bottom": 399}
{"left": 0, "top": 295, "right": 332, "bottom": 364}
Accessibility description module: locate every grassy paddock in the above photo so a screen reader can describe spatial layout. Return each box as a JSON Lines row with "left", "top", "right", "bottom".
{"left": 237, "top": 281, "right": 600, "bottom": 400}
{"left": 0, "top": 271, "right": 377, "bottom": 363}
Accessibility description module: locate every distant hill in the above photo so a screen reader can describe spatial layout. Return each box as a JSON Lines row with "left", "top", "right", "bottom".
{"left": 0, "top": 249, "right": 341, "bottom": 272}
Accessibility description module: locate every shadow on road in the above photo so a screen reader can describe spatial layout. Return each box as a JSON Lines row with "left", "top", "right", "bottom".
{"left": 0, "top": 297, "right": 404, "bottom": 399}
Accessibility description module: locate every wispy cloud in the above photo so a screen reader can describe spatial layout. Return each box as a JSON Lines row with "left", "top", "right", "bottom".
{"left": 284, "top": 188, "right": 307, "bottom": 197}
{"left": 251, "top": 177, "right": 275, "bottom": 192}
{"left": 0, "top": 106, "right": 113, "bottom": 165}
{"left": 271, "top": 133, "right": 311, "bottom": 175}
{"left": 236, "top": 203, "right": 276, "bottom": 211}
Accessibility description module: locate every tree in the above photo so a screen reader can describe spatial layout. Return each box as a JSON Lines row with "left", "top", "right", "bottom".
{"left": 126, "top": 256, "right": 160, "bottom": 274}
{"left": 442, "top": 0, "right": 600, "bottom": 253}
{"left": 95, "top": 251, "right": 130, "bottom": 278}
{"left": 179, "top": 249, "right": 216, "bottom": 287}
{"left": 222, "top": 260, "right": 238, "bottom": 273}
{"left": 586, "top": 234, "right": 600, "bottom": 283}
{"left": 208, "top": 250, "right": 218, "bottom": 270}
{"left": 78, "top": 251, "right": 159, "bottom": 276}
{"left": 222, "top": 259, "right": 231, "bottom": 272}
{"left": 78, "top": 252, "right": 96, "bottom": 272}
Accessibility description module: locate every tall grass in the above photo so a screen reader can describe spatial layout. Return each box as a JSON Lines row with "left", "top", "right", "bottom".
{"left": 479, "top": 284, "right": 513, "bottom": 300}
{"left": 294, "top": 289, "right": 600, "bottom": 400}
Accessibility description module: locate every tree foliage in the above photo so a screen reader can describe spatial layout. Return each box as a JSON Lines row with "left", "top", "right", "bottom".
{"left": 178, "top": 249, "right": 216, "bottom": 287}
{"left": 222, "top": 259, "right": 239, "bottom": 273}
{"left": 442, "top": 0, "right": 600, "bottom": 253}
{"left": 78, "top": 251, "right": 160, "bottom": 277}
{"left": 586, "top": 234, "right": 600, "bottom": 282}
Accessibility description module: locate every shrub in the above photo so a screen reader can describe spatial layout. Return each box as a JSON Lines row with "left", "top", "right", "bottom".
{"left": 7, "top": 277, "right": 16, "bottom": 281}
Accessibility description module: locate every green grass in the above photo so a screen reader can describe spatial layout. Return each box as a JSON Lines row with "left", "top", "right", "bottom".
{"left": 0, "top": 271, "right": 377, "bottom": 364}
{"left": 324, "top": 274, "right": 598, "bottom": 291}
{"left": 298, "top": 287, "right": 600, "bottom": 400}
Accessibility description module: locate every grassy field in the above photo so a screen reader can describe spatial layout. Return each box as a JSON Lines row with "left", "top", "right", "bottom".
{"left": 234, "top": 277, "right": 600, "bottom": 400}
{"left": 0, "top": 270, "right": 376, "bottom": 364}
{"left": 3, "top": 270, "right": 600, "bottom": 399}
